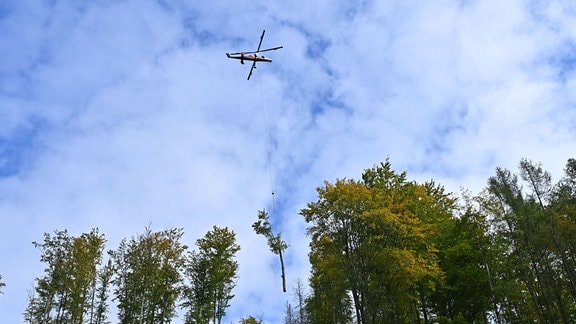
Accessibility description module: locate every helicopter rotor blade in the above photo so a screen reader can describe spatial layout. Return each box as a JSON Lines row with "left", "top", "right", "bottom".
{"left": 256, "top": 30, "right": 265, "bottom": 52}
{"left": 257, "top": 46, "right": 283, "bottom": 53}
{"left": 240, "top": 46, "right": 283, "bottom": 55}
{"left": 247, "top": 61, "right": 257, "bottom": 80}
{"left": 228, "top": 31, "right": 282, "bottom": 56}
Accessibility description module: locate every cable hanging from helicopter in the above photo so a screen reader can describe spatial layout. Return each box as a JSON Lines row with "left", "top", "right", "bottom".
{"left": 228, "top": 30, "right": 288, "bottom": 292}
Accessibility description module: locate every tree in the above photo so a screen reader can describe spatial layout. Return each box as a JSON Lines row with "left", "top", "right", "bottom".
{"left": 240, "top": 315, "right": 263, "bottom": 324}
{"left": 428, "top": 205, "right": 495, "bottom": 323}
{"left": 285, "top": 302, "right": 296, "bottom": 324}
{"left": 90, "top": 259, "right": 114, "bottom": 324}
{"left": 284, "top": 279, "right": 308, "bottom": 324}
{"left": 302, "top": 161, "right": 448, "bottom": 323}
{"left": 293, "top": 279, "right": 308, "bottom": 324}
{"left": 253, "top": 210, "right": 288, "bottom": 292}
{"left": 182, "top": 226, "right": 240, "bottom": 324}
{"left": 24, "top": 229, "right": 107, "bottom": 324}
{"left": 110, "top": 227, "right": 187, "bottom": 324}
{"left": 551, "top": 158, "right": 576, "bottom": 300}
{"left": 484, "top": 159, "right": 576, "bottom": 323}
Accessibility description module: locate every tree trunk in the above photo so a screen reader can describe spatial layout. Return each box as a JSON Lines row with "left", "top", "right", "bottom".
{"left": 279, "top": 248, "right": 286, "bottom": 293}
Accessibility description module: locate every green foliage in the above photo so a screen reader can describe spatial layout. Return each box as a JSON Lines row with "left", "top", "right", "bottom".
{"left": 18, "top": 157, "right": 576, "bottom": 323}
{"left": 92, "top": 259, "right": 114, "bottom": 324}
{"left": 301, "top": 158, "right": 576, "bottom": 323}
{"left": 24, "top": 228, "right": 107, "bottom": 324}
{"left": 483, "top": 158, "right": 576, "bottom": 322}
{"left": 428, "top": 208, "right": 494, "bottom": 322}
{"left": 253, "top": 210, "right": 288, "bottom": 254}
{"left": 182, "top": 225, "right": 240, "bottom": 324}
{"left": 253, "top": 210, "right": 288, "bottom": 292}
{"left": 239, "top": 315, "right": 263, "bottom": 324}
{"left": 302, "top": 161, "right": 452, "bottom": 323}
{"left": 109, "top": 227, "right": 187, "bottom": 324}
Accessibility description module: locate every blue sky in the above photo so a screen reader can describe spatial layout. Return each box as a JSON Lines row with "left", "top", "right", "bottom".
{"left": 1, "top": 0, "right": 576, "bottom": 322}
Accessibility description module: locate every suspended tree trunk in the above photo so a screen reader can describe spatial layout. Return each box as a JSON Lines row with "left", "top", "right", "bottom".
{"left": 253, "top": 210, "right": 288, "bottom": 293}
{"left": 278, "top": 244, "right": 286, "bottom": 292}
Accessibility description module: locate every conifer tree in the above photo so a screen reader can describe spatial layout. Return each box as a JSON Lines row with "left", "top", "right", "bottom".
{"left": 485, "top": 159, "right": 576, "bottom": 322}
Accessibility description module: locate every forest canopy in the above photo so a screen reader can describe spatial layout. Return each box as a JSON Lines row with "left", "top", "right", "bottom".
{"left": 5, "top": 158, "right": 576, "bottom": 323}
{"left": 297, "top": 158, "right": 576, "bottom": 323}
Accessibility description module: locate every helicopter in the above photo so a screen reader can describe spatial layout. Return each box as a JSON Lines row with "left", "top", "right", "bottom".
{"left": 226, "top": 30, "right": 283, "bottom": 80}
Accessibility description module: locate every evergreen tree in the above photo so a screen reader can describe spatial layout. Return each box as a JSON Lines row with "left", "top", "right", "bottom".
{"left": 485, "top": 159, "right": 576, "bottom": 323}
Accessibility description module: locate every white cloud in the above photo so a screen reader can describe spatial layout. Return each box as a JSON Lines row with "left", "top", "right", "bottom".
{"left": 1, "top": 0, "right": 576, "bottom": 322}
